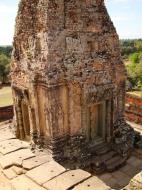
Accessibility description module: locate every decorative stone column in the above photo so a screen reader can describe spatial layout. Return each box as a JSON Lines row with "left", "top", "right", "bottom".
{"left": 16, "top": 99, "right": 25, "bottom": 140}
{"left": 106, "top": 99, "right": 113, "bottom": 143}
{"left": 28, "top": 106, "right": 38, "bottom": 145}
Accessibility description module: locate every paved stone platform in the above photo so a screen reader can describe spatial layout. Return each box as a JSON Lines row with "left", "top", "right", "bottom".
{"left": 26, "top": 161, "right": 66, "bottom": 185}
{"left": 73, "top": 176, "right": 111, "bottom": 190}
{"left": 22, "top": 153, "right": 51, "bottom": 170}
{"left": 0, "top": 139, "right": 29, "bottom": 155}
{"left": 98, "top": 157, "right": 142, "bottom": 189}
{"left": 0, "top": 122, "right": 142, "bottom": 190}
{"left": 43, "top": 169, "right": 91, "bottom": 190}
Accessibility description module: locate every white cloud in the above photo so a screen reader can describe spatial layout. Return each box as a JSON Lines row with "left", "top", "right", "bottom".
{"left": 0, "top": 4, "right": 16, "bottom": 14}
{"left": 0, "top": 3, "right": 18, "bottom": 45}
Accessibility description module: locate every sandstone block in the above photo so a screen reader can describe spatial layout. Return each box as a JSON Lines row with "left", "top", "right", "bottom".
{"left": 12, "top": 166, "right": 25, "bottom": 175}
{"left": 43, "top": 169, "right": 91, "bottom": 190}
{"left": 22, "top": 154, "right": 51, "bottom": 170}
{"left": 2, "top": 168, "right": 17, "bottom": 180}
{"left": 128, "top": 172, "right": 142, "bottom": 190}
{"left": 0, "top": 149, "right": 35, "bottom": 169}
{"left": 0, "top": 139, "right": 29, "bottom": 155}
{"left": 0, "top": 128, "right": 15, "bottom": 142}
{"left": 73, "top": 176, "right": 111, "bottom": 190}
{"left": 0, "top": 184, "right": 12, "bottom": 190}
{"left": 26, "top": 161, "right": 66, "bottom": 185}
{"left": 11, "top": 175, "right": 46, "bottom": 190}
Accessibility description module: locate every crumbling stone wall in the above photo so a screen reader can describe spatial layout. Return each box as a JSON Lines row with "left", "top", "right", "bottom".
{"left": 11, "top": 0, "right": 135, "bottom": 163}
{"left": 125, "top": 93, "right": 142, "bottom": 125}
{"left": 0, "top": 105, "right": 14, "bottom": 122}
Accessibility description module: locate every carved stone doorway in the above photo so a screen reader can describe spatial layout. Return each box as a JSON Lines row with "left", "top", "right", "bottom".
{"left": 89, "top": 101, "right": 106, "bottom": 144}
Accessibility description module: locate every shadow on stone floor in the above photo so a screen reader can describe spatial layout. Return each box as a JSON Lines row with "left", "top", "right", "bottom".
{"left": 98, "top": 150, "right": 142, "bottom": 190}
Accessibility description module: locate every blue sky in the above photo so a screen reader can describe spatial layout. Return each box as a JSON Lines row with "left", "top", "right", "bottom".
{"left": 106, "top": 0, "right": 142, "bottom": 39}
{"left": 0, "top": 0, "right": 142, "bottom": 45}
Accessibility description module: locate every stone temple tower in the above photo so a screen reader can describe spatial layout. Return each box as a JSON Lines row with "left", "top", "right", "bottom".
{"left": 11, "top": 0, "right": 135, "bottom": 170}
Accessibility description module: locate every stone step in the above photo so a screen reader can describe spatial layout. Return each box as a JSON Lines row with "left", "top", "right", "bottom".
{"left": 135, "top": 140, "right": 142, "bottom": 149}
{"left": 96, "top": 146, "right": 111, "bottom": 155}
{"left": 87, "top": 141, "right": 126, "bottom": 174}
{"left": 93, "top": 143, "right": 111, "bottom": 156}
{"left": 94, "top": 137, "right": 104, "bottom": 146}
{"left": 106, "top": 155, "right": 126, "bottom": 172}
{"left": 86, "top": 156, "right": 106, "bottom": 174}
{"left": 90, "top": 142, "right": 106, "bottom": 154}
{"left": 90, "top": 138, "right": 104, "bottom": 148}
{"left": 93, "top": 142, "right": 108, "bottom": 150}
{"left": 101, "top": 151, "right": 117, "bottom": 162}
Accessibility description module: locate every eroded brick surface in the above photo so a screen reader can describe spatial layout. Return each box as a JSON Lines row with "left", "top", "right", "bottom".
{"left": 10, "top": 0, "right": 135, "bottom": 165}
{"left": 125, "top": 94, "right": 142, "bottom": 125}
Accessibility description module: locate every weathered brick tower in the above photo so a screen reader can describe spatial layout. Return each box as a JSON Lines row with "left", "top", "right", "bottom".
{"left": 11, "top": 0, "right": 135, "bottom": 170}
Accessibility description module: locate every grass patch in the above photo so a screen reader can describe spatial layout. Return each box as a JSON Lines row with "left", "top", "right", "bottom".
{"left": 0, "top": 87, "right": 13, "bottom": 107}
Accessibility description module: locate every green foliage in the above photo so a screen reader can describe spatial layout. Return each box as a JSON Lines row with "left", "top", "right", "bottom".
{"left": 135, "top": 62, "right": 142, "bottom": 89}
{"left": 134, "top": 39, "right": 142, "bottom": 50}
{"left": 121, "top": 39, "right": 142, "bottom": 90}
{"left": 129, "top": 53, "right": 141, "bottom": 64}
{"left": 0, "top": 53, "right": 10, "bottom": 65}
{"left": 0, "top": 46, "right": 12, "bottom": 58}
{"left": 126, "top": 61, "right": 142, "bottom": 90}
{"left": 120, "top": 39, "right": 142, "bottom": 59}
{"left": 0, "top": 47, "right": 11, "bottom": 84}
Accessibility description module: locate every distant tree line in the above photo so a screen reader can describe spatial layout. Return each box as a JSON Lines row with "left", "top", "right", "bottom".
{"left": 120, "top": 39, "right": 142, "bottom": 59}
{"left": 120, "top": 39, "right": 142, "bottom": 91}
{"left": 0, "top": 46, "right": 12, "bottom": 57}
{"left": 0, "top": 46, "right": 12, "bottom": 84}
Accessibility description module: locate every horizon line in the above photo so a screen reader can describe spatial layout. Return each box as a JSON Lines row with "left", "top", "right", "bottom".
{"left": 1, "top": 38, "right": 142, "bottom": 47}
